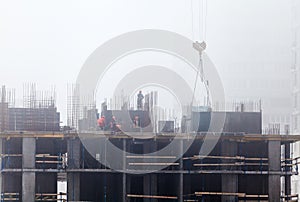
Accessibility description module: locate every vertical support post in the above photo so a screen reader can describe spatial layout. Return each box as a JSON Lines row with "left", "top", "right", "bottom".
{"left": 0, "top": 138, "right": 2, "bottom": 194}
{"left": 143, "top": 173, "right": 158, "bottom": 202}
{"left": 126, "top": 174, "right": 131, "bottom": 201}
{"left": 151, "top": 140, "right": 157, "bottom": 198}
{"left": 268, "top": 140, "right": 281, "bottom": 202}
{"left": 150, "top": 174, "right": 157, "bottom": 199}
{"left": 143, "top": 175, "right": 151, "bottom": 202}
{"left": 284, "top": 143, "right": 291, "bottom": 200}
{"left": 143, "top": 141, "right": 150, "bottom": 202}
{"left": 179, "top": 139, "right": 183, "bottom": 202}
{"left": 221, "top": 140, "right": 238, "bottom": 202}
{"left": 67, "top": 138, "right": 81, "bottom": 201}
{"left": 126, "top": 140, "right": 131, "bottom": 201}
{"left": 143, "top": 140, "right": 157, "bottom": 202}
{"left": 122, "top": 139, "right": 126, "bottom": 202}
{"left": 22, "top": 137, "right": 36, "bottom": 202}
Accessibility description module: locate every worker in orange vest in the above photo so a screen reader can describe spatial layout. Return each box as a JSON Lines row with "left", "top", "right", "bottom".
{"left": 97, "top": 116, "right": 106, "bottom": 130}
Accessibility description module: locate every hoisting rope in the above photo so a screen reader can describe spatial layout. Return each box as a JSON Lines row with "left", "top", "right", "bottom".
{"left": 190, "top": 0, "right": 210, "bottom": 108}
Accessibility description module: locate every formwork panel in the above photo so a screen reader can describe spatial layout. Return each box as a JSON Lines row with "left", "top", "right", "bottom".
{"left": 80, "top": 173, "right": 123, "bottom": 202}
{"left": 35, "top": 173, "right": 57, "bottom": 194}
{"left": 128, "top": 174, "right": 144, "bottom": 197}
{"left": 183, "top": 140, "right": 222, "bottom": 171}
{"left": 157, "top": 174, "right": 179, "bottom": 197}
{"left": 192, "top": 112, "right": 262, "bottom": 133}
{"left": 238, "top": 175, "right": 268, "bottom": 195}
{"left": 183, "top": 174, "right": 222, "bottom": 202}
{"left": 2, "top": 173, "right": 22, "bottom": 196}
{"left": 2, "top": 138, "right": 22, "bottom": 169}
{"left": 36, "top": 138, "right": 67, "bottom": 169}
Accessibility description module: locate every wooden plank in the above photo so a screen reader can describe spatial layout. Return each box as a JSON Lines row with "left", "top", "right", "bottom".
{"left": 193, "top": 162, "right": 268, "bottom": 167}
{"left": 1, "top": 193, "right": 19, "bottom": 195}
{"left": 195, "top": 191, "right": 245, "bottom": 197}
{"left": 243, "top": 163, "right": 268, "bottom": 166}
{"left": 36, "top": 155, "right": 60, "bottom": 158}
{"left": 36, "top": 161, "right": 62, "bottom": 164}
{"left": 194, "top": 163, "right": 243, "bottom": 167}
{"left": 280, "top": 194, "right": 298, "bottom": 198}
{"left": 191, "top": 155, "right": 267, "bottom": 161}
{"left": 127, "top": 194, "right": 177, "bottom": 199}
{"left": 36, "top": 193, "right": 67, "bottom": 196}
{"left": 189, "top": 155, "right": 243, "bottom": 160}
{"left": 242, "top": 194, "right": 268, "bottom": 198}
{"left": 127, "top": 155, "right": 176, "bottom": 159}
{"left": 128, "top": 163, "right": 179, "bottom": 166}
{"left": 195, "top": 192, "right": 268, "bottom": 198}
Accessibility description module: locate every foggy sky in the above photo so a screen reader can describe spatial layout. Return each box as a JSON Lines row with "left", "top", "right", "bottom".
{"left": 0, "top": 0, "right": 293, "bottom": 123}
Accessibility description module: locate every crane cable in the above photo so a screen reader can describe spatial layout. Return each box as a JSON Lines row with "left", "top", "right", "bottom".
{"left": 190, "top": 0, "right": 207, "bottom": 42}
{"left": 190, "top": 0, "right": 210, "bottom": 108}
{"left": 201, "top": 0, "right": 208, "bottom": 42}
{"left": 190, "top": 0, "right": 195, "bottom": 41}
{"left": 201, "top": 0, "right": 210, "bottom": 107}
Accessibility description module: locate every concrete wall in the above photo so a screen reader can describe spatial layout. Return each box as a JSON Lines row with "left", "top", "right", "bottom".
{"left": 192, "top": 112, "right": 262, "bottom": 133}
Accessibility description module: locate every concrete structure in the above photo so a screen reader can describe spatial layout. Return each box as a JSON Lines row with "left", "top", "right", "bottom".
{"left": 0, "top": 134, "right": 67, "bottom": 201}
{"left": 218, "top": 41, "right": 292, "bottom": 135}
{"left": 0, "top": 101, "right": 299, "bottom": 201}
{"left": 0, "top": 131, "right": 299, "bottom": 201}
{"left": 8, "top": 107, "right": 60, "bottom": 131}
{"left": 0, "top": 85, "right": 60, "bottom": 132}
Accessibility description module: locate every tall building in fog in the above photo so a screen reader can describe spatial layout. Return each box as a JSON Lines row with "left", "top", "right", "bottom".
{"left": 220, "top": 60, "right": 292, "bottom": 134}
{"left": 292, "top": 0, "right": 300, "bottom": 195}
{"left": 212, "top": 2, "right": 293, "bottom": 135}
{"left": 292, "top": 0, "right": 300, "bottom": 135}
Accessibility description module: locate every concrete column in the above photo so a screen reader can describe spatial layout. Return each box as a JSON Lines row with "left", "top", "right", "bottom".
{"left": 67, "top": 138, "right": 81, "bottom": 169}
{"left": 67, "top": 173, "right": 80, "bottom": 202}
{"left": 268, "top": 140, "right": 281, "bottom": 202}
{"left": 22, "top": 173, "right": 35, "bottom": 202}
{"left": 221, "top": 140, "right": 238, "bottom": 202}
{"left": 22, "top": 137, "right": 36, "bottom": 202}
{"left": 67, "top": 138, "right": 81, "bottom": 201}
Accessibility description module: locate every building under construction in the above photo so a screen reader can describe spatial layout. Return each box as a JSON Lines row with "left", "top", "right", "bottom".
{"left": 0, "top": 85, "right": 300, "bottom": 201}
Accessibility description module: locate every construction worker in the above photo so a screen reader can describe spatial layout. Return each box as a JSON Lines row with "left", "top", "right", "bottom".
{"left": 133, "top": 115, "right": 140, "bottom": 128}
{"left": 181, "top": 115, "right": 187, "bottom": 133}
{"left": 97, "top": 116, "right": 106, "bottom": 130}
{"left": 137, "top": 90, "right": 144, "bottom": 110}
{"left": 110, "top": 116, "right": 117, "bottom": 134}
